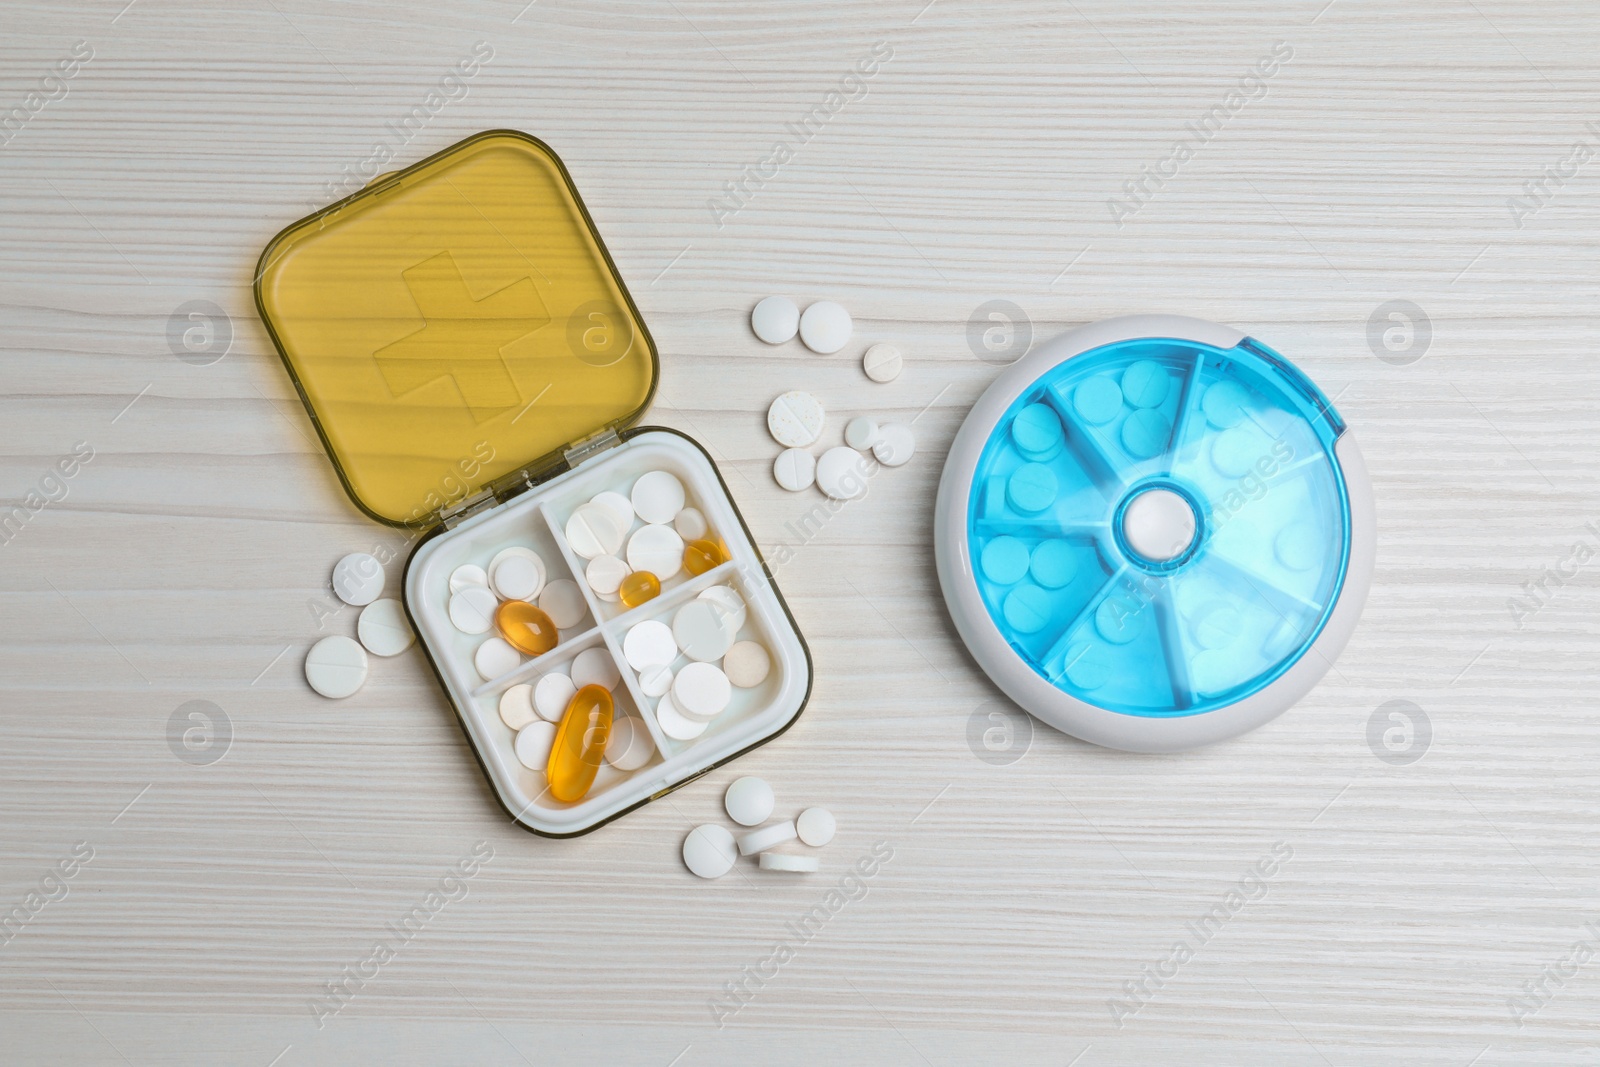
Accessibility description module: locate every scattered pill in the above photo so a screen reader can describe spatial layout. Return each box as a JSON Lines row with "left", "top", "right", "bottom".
{"left": 1002, "top": 584, "right": 1052, "bottom": 634}
{"left": 491, "top": 554, "right": 545, "bottom": 601}
{"left": 538, "top": 579, "right": 586, "bottom": 629}
{"left": 631, "top": 470, "right": 686, "bottom": 525}
{"left": 605, "top": 715, "right": 655, "bottom": 770}
{"left": 566, "top": 503, "right": 625, "bottom": 559}
{"left": 759, "top": 852, "right": 820, "bottom": 873}
{"left": 547, "top": 684, "right": 613, "bottom": 802}
{"left": 724, "top": 641, "right": 770, "bottom": 688}
{"left": 356, "top": 598, "right": 414, "bottom": 657}
{"left": 1121, "top": 408, "right": 1171, "bottom": 460}
{"left": 514, "top": 720, "right": 557, "bottom": 771}
{"left": 698, "top": 585, "right": 748, "bottom": 633}
{"left": 863, "top": 342, "right": 902, "bottom": 383}
{"left": 737, "top": 819, "right": 797, "bottom": 856}
{"left": 449, "top": 564, "right": 488, "bottom": 594}
{"left": 585, "top": 554, "right": 629, "bottom": 600}
{"left": 674, "top": 507, "right": 708, "bottom": 541}
{"left": 499, "top": 683, "right": 537, "bottom": 731}
{"left": 624, "top": 619, "right": 678, "bottom": 671}
{"left": 816, "top": 446, "right": 869, "bottom": 500}
{"left": 751, "top": 295, "right": 800, "bottom": 345}
{"left": 638, "top": 662, "right": 674, "bottom": 697}
{"left": 844, "top": 416, "right": 880, "bottom": 450}
{"left": 980, "top": 536, "right": 1030, "bottom": 585}
{"left": 475, "top": 637, "right": 521, "bottom": 680}
{"left": 495, "top": 600, "right": 559, "bottom": 656}
{"left": 798, "top": 301, "right": 852, "bottom": 354}
{"left": 533, "top": 671, "right": 578, "bottom": 722}
{"left": 767, "top": 391, "right": 826, "bottom": 448}
{"left": 1029, "top": 539, "right": 1078, "bottom": 589}
{"left": 1007, "top": 463, "right": 1058, "bottom": 513}
{"left": 332, "top": 552, "right": 384, "bottom": 607}
{"left": 1122, "top": 360, "right": 1169, "bottom": 408}
{"left": 449, "top": 585, "right": 499, "bottom": 635}
{"left": 725, "top": 776, "right": 775, "bottom": 826}
{"left": 673, "top": 661, "right": 732, "bottom": 720}
{"left": 683, "top": 538, "right": 727, "bottom": 577}
{"left": 571, "top": 646, "right": 621, "bottom": 691}
{"left": 305, "top": 635, "right": 368, "bottom": 699}
{"left": 773, "top": 447, "right": 816, "bottom": 492}
{"left": 674, "top": 600, "right": 738, "bottom": 662}
{"left": 683, "top": 824, "right": 739, "bottom": 879}
{"left": 655, "top": 689, "right": 708, "bottom": 740}
{"left": 628, "top": 523, "right": 685, "bottom": 579}
{"left": 619, "top": 569, "right": 661, "bottom": 608}
{"left": 871, "top": 423, "right": 916, "bottom": 467}
{"left": 796, "top": 807, "right": 836, "bottom": 846}
{"left": 589, "top": 490, "right": 635, "bottom": 531}
{"left": 1073, "top": 376, "right": 1123, "bottom": 425}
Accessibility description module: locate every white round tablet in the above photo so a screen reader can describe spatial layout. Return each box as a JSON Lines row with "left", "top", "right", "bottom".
{"left": 571, "top": 646, "right": 621, "bottom": 691}
{"left": 631, "top": 470, "right": 686, "bottom": 525}
{"left": 844, "top": 416, "right": 881, "bottom": 451}
{"left": 798, "top": 300, "right": 852, "bottom": 354}
{"left": 638, "top": 662, "right": 674, "bottom": 697}
{"left": 623, "top": 619, "right": 677, "bottom": 671}
{"left": 449, "top": 564, "right": 488, "bottom": 594}
{"left": 673, "top": 600, "right": 738, "bottom": 662}
{"left": 305, "top": 635, "right": 368, "bottom": 699}
{"left": 816, "top": 446, "right": 870, "bottom": 501}
{"left": 759, "top": 852, "right": 820, "bottom": 873}
{"left": 488, "top": 547, "right": 545, "bottom": 596}
{"left": 673, "top": 661, "right": 732, "bottom": 720}
{"left": 589, "top": 490, "right": 635, "bottom": 532}
{"left": 773, "top": 447, "right": 816, "bottom": 492}
{"left": 585, "top": 554, "right": 629, "bottom": 599}
{"left": 673, "top": 507, "right": 709, "bottom": 542}
{"left": 863, "top": 343, "right": 902, "bottom": 383}
{"left": 872, "top": 423, "right": 916, "bottom": 468}
{"left": 736, "top": 820, "right": 797, "bottom": 856}
{"left": 474, "top": 637, "right": 521, "bottom": 681}
{"left": 698, "top": 585, "right": 748, "bottom": 633}
{"left": 498, "top": 683, "right": 537, "bottom": 731}
{"left": 683, "top": 824, "right": 738, "bottom": 879}
{"left": 751, "top": 295, "right": 800, "bottom": 345}
{"left": 533, "top": 671, "right": 578, "bottom": 722}
{"left": 538, "top": 579, "right": 586, "bottom": 629}
{"left": 796, "top": 807, "right": 836, "bottom": 847}
{"left": 627, "top": 523, "right": 684, "bottom": 579}
{"left": 724, "top": 776, "right": 775, "bottom": 826}
{"left": 514, "top": 720, "right": 557, "bottom": 771}
{"left": 448, "top": 585, "right": 499, "bottom": 635}
{"left": 491, "top": 554, "right": 544, "bottom": 601}
{"left": 357, "top": 598, "right": 414, "bottom": 657}
{"left": 655, "top": 690, "right": 708, "bottom": 741}
{"left": 332, "top": 552, "right": 384, "bottom": 607}
{"left": 767, "top": 391, "right": 826, "bottom": 448}
{"left": 565, "top": 503, "right": 625, "bottom": 560}
{"left": 724, "top": 641, "right": 770, "bottom": 688}
{"left": 605, "top": 715, "right": 655, "bottom": 771}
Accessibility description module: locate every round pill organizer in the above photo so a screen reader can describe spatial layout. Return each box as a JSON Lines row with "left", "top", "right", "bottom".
{"left": 255, "top": 130, "right": 813, "bottom": 835}
{"left": 935, "top": 315, "right": 1374, "bottom": 752}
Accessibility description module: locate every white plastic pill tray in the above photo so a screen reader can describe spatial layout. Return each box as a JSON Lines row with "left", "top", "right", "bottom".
{"left": 406, "top": 429, "right": 810, "bottom": 837}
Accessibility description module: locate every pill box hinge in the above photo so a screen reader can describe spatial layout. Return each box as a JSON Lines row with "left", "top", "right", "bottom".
{"left": 439, "top": 487, "right": 498, "bottom": 529}
{"left": 563, "top": 425, "right": 622, "bottom": 469}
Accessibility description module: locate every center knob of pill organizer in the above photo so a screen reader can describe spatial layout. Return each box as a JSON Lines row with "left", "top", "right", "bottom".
{"left": 1120, "top": 487, "right": 1197, "bottom": 563}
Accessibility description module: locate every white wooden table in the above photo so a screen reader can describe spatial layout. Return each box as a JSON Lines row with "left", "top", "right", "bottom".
{"left": 4, "top": 2, "right": 1597, "bottom": 1062}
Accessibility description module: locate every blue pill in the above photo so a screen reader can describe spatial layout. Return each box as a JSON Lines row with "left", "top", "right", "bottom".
{"left": 1011, "top": 403, "right": 1064, "bottom": 455}
{"left": 1003, "top": 583, "right": 1053, "bottom": 634}
{"left": 1121, "top": 360, "right": 1169, "bottom": 409}
{"left": 1072, "top": 377, "right": 1123, "bottom": 426}
{"left": 1029, "top": 539, "right": 1078, "bottom": 589}
{"left": 980, "top": 536, "right": 1031, "bottom": 585}
{"left": 1201, "top": 380, "right": 1249, "bottom": 429}
{"left": 1063, "top": 643, "right": 1110, "bottom": 691}
{"left": 1120, "top": 409, "right": 1171, "bottom": 460}
{"left": 1095, "top": 595, "right": 1144, "bottom": 644}
{"left": 1006, "top": 463, "right": 1059, "bottom": 514}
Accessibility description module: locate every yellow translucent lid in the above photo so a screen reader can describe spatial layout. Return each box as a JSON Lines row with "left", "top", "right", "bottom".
{"left": 255, "top": 130, "right": 657, "bottom": 526}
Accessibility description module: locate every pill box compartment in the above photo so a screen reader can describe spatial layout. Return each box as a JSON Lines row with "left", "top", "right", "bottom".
{"left": 406, "top": 429, "right": 810, "bottom": 836}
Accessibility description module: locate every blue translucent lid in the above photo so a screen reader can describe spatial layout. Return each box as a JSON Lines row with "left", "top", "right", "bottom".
{"left": 965, "top": 336, "right": 1351, "bottom": 717}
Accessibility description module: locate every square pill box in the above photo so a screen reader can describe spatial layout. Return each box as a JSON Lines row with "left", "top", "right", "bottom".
{"left": 254, "top": 130, "right": 812, "bottom": 836}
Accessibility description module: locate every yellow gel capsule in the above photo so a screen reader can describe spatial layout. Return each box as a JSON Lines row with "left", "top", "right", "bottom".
{"left": 618, "top": 569, "right": 661, "bottom": 608}
{"left": 546, "top": 683, "right": 613, "bottom": 802}
{"left": 683, "top": 539, "right": 727, "bottom": 576}
{"left": 495, "top": 600, "right": 559, "bottom": 656}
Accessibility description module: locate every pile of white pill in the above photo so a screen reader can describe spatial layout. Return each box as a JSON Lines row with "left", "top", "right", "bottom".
{"left": 749, "top": 295, "right": 902, "bottom": 384}
{"left": 682, "top": 775, "right": 836, "bottom": 878}
{"left": 622, "top": 583, "right": 770, "bottom": 742}
{"left": 496, "top": 648, "right": 656, "bottom": 776}
{"left": 766, "top": 392, "right": 917, "bottom": 499}
{"left": 305, "top": 551, "right": 417, "bottom": 699}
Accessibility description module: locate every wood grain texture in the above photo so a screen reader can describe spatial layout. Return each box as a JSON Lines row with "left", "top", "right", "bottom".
{"left": 3, "top": 1, "right": 1599, "bottom": 1063}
